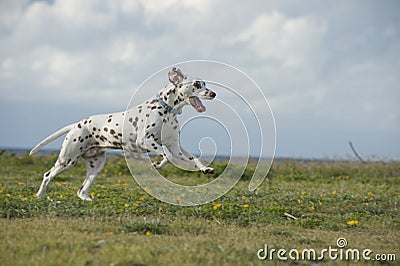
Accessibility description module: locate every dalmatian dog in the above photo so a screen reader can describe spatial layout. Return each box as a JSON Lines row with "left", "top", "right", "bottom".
{"left": 30, "top": 68, "right": 216, "bottom": 201}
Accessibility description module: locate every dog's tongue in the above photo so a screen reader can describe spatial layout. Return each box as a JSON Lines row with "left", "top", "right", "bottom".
{"left": 189, "top": 96, "right": 206, "bottom": 112}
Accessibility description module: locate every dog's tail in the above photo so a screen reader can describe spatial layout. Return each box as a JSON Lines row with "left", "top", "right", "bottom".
{"left": 30, "top": 123, "right": 75, "bottom": 156}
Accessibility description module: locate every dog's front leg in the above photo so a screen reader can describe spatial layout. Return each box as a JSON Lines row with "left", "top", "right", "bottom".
{"left": 180, "top": 146, "right": 215, "bottom": 174}
{"left": 166, "top": 141, "right": 214, "bottom": 174}
{"left": 137, "top": 136, "right": 168, "bottom": 168}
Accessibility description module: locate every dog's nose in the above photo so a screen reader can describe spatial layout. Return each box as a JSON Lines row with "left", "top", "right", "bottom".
{"left": 209, "top": 91, "right": 216, "bottom": 98}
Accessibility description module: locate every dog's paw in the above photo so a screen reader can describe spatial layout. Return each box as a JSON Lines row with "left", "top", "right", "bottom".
{"left": 77, "top": 191, "right": 93, "bottom": 201}
{"left": 152, "top": 161, "right": 163, "bottom": 169}
{"left": 201, "top": 167, "right": 215, "bottom": 175}
{"left": 152, "top": 158, "right": 168, "bottom": 169}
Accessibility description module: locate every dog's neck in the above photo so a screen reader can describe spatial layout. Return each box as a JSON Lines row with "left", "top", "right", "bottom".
{"left": 158, "top": 85, "right": 186, "bottom": 113}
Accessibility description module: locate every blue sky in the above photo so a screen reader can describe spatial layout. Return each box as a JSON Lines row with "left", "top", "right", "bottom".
{"left": 0, "top": 0, "right": 399, "bottom": 159}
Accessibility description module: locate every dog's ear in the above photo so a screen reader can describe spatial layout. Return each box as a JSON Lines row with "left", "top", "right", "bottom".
{"left": 168, "top": 67, "right": 184, "bottom": 85}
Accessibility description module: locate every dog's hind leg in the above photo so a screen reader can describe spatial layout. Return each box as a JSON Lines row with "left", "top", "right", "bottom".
{"left": 36, "top": 158, "right": 74, "bottom": 198}
{"left": 77, "top": 153, "right": 106, "bottom": 201}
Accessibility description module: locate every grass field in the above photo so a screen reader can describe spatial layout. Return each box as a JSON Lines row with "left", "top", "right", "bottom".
{"left": 0, "top": 152, "right": 399, "bottom": 265}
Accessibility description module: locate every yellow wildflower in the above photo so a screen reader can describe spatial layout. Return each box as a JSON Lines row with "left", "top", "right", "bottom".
{"left": 122, "top": 183, "right": 128, "bottom": 188}
{"left": 344, "top": 175, "right": 350, "bottom": 179}
{"left": 139, "top": 197, "right": 145, "bottom": 201}
{"left": 243, "top": 204, "right": 249, "bottom": 208}
{"left": 18, "top": 182, "right": 25, "bottom": 186}
{"left": 90, "top": 192, "right": 95, "bottom": 199}
{"left": 367, "top": 191, "right": 373, "bottom": 197}
{"left": 213, "top": 203, "right": 222, "bottom": 210}
{"left": 309, "top": 206, "right": 315, "bottom": 211}
{"left": 146, "top": 231, "right": 152, "bottom": 236}
{"left": 297, "top": 199, "right": 303, "bottom": 204}
{"left": 241, "top": 195, "right": 246, "bottom": 200}
{"left": 124, "top": 204, "right": 130, "bottom": 207}
{"left": 133, "top": 203, "right": 139, "bottom": 207}
{"left": 332, "top": 191, "right": 337, "bottom": 195}
{"left": 105, "top": 232, "right": 113, "bottom": 236}
{"left": 301, "top": 191, "right": 306, "bottom": 195}
{"left": 347, "top": 220, "right": 358, "bottom": 226}
{"left": 55, "top": 182, "right": 62, "bottom": 187}
{"left": 159, "top": 206, "right": 163, "bottom": 212}
{"left": 21, "top": 197, "right": 28, "bottom": 201}
{"left": 0, "top": 189, "right": 3, "bottom": 194}
{"left": 5, "top": 194, "right": 11, "bottom": 197}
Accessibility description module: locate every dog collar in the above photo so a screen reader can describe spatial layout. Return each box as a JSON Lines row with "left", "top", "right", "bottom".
{"left": 157, "top": 95, "right": 182, "bottom": 115}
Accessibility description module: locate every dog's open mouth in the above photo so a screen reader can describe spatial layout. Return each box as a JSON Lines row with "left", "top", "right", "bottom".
{"left": 189, "top": 96, "right": 206, "bottom": 112}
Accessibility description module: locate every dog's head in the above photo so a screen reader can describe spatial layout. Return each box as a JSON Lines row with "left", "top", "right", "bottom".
{"left": 168, "top": 67, "right": 216, "bottom": 112}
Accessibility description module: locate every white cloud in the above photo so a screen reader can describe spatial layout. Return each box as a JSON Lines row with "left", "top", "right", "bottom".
{"left": 237, "top": 11, "right": 327, "bottom": 67}
{"left": 0, "top": 0, "right": 399, "bottom": 158}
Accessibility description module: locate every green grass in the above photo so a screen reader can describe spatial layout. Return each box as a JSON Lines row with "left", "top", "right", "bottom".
{"left": 0, "top": 152, "right": 399, "bottom": 265}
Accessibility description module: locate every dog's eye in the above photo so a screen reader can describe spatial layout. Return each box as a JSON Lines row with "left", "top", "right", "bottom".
{"left": 193, "top": 81, "right": 201, "bottom": 89}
